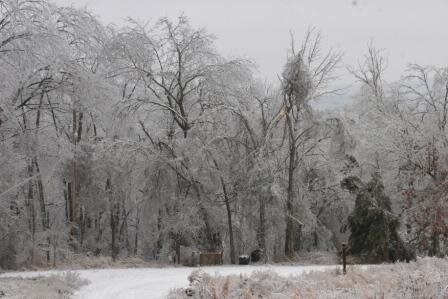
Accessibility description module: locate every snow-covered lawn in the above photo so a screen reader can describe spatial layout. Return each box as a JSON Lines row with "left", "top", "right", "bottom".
{"left": 0, "top": 264, "right": 338, "bottom": 298}
{"left": 3, "top": 258, "right": 447, "bottom": 298}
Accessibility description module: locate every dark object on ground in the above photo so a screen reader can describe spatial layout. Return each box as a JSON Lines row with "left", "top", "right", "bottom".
{"left": 250, "top": 249, "right": 263, "bottom": 263}
{"left": 0, "top": 290, "right": 5, "bottom": 297}
{"left": 239, "top": 255, "right": 250, "bottom": 265}
{"left": 199, "top": 252, "right": 223, "bottom": 266}
{"left": 185, "top": 288, "right": 195, "bottom": 297}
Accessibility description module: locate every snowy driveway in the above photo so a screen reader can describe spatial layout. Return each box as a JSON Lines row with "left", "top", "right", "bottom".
{"left": 1, "top": 264, "right": 337, "bottom": 298}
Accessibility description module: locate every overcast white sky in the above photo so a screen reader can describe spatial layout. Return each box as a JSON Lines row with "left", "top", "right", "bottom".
{"left": 51, "top": 0, "right": 448, "bottom": 106}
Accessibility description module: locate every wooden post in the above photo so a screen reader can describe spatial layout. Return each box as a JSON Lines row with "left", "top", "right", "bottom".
{"left": 341, "top": 243, "right": 347, "bottom": 274}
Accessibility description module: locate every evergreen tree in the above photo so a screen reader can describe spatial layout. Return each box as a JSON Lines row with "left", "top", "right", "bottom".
{"left": 342, "top": 173, "right": 413, "bottom": 263}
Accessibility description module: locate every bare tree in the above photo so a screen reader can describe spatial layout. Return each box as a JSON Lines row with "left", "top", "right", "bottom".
{"left": 349, "top": 44, "right": 386, "bottom": 105}
{"left": 280, "top": 28, "right": 341, "bottom": 257}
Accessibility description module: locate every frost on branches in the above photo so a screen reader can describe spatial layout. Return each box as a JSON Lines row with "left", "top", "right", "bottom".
{"left": 0, "top": 0, "right": 447, "bottom": 271}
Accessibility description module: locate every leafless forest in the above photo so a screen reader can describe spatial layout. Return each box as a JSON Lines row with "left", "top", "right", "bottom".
{"left": 1, "top": 0, "right": 447, "bottom": 270}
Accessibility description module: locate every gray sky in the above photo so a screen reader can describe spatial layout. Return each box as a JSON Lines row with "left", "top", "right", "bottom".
{"left": 51, "top": 0, "right": 448, "bottom": 106}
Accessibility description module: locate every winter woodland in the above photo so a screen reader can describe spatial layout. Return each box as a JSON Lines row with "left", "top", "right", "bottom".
{"left": 1, "top": 0, "right": 447, "bottom": 269}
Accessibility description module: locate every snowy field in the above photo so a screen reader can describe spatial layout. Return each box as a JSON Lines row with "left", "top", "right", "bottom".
{"left": 0, "top": 264, "right": 338, "bottom": 298}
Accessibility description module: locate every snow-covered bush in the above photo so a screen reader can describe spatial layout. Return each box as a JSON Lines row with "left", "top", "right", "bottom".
{"left": 0, "top": 272, "right": 89, "bottom": 298}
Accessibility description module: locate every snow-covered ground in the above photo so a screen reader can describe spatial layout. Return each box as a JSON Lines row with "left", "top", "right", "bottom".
{"left": 0, "top": 264, "right": 338, "bottom": 298}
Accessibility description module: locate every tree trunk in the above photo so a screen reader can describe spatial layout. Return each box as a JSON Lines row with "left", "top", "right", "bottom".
{"left": 33, "top": 158, "right": 50, "bottom": 263}
{"left": 429, "top": 231, "right": 440, "bottom": 257}
{"left": 33, "top": 159, "right": 48, "bottom": 230}
{"left": 107, "top": 178, "right": 119, "bottom": 261}
{"left": 95, "top": 212, "right": 104, "bottom": 256}
{"left": 258, "top": 196, "right": 267, "bottom": 258}
{"left": 110, "top": 207, "right": 119, "bottom": 261}
{"left": 192, "top": 183, "right": 215, "bottom": 250}
{"left": 222, "top": 180, "right": 236, "bottom": 264}
{"left": 134, "top": 211, "right": 139, "bottom": 256}
{"left": 69, "top": 109, "right": 78, "bottom": 251}
{"left": 294, "top": 224, "right": 303, "bottom": 252}
{"left": 285, "top": 112, "right": 296, "bottom": 258}
{"left": 118, "top": 205, "right": 130, "bottom": 255}
{"left": 79, "top": 205, "right": 86, "bottom": 248}
{"left": 22, "top": 109, "right": 37, "bottom": 264}
{"left": 68, "top": 175, "right": 77, "bottom": 251}
{"left": 383, "top": 217, "right": 390, "bottom": 261}
{"left": 34, "top": 96, "right": 50, "bottom": 264}
{"left": 27, "top": 161, "right": 36, "bottom": 265}
{"left": 63, "top": 179, "right": 68, "bottom": 221}
{"left": 156, "top": 207, "right": 163, "bottom": 258}
{"left": 175, "top": 233, "right": 181, "bottom": 264}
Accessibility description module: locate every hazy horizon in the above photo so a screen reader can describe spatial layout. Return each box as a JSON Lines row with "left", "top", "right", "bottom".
{"left": 51, "top": 0, "right": 448, "bottom": 87}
